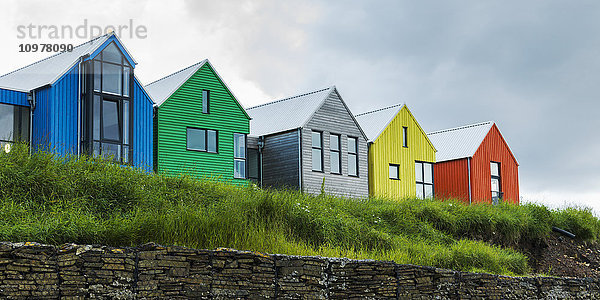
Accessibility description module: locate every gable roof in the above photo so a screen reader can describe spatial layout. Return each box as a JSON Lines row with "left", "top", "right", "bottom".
{"left": 0, "top": 33, "right": 134, "bottom": 92}
{"left": 145, "top": 59, "right": 249, "bottom": 119}
{"left": 355, "top": 104, "right": 404, "bottom": 142}
{"left": 427, "top": 121, "right": 494, "bottom": 162}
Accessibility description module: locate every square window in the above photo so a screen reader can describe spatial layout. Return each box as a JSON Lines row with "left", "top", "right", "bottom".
{"left": 389, "top": 164, "right": 399, "bottom": 180}
{"left": 187, "top": 128, "right": 206, "bottom": 151}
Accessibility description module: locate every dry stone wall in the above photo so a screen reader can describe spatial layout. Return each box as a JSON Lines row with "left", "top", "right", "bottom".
{"left": 0, "top": 242, "right": 597, "bottom": 299}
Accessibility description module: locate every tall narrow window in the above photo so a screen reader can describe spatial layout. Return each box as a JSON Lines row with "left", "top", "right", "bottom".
{"left": 403, "top": 126, "right": 408, "bottom": 148}
{"left": 0, "top": 104, "right": 29, "bottom": 151}
{"left": 202, "top": 90, "right": 210, "bottom": 114}
{"left": 491, "top": 162, "right": 501, "bottom": 204}
{"left": 84, "top": 41, "right": 132, "bottom": 164}
{"left": 311, "top": 131, "right": 323, "bottom": 172}
{"left": 415, "top": 161, "right": 433, "bottom": 199}
{"left": 330, "top": 134, "right": 341, "bottom": 174}
{"left": 248, "top": 148, "right": 260, "bottom": 181}
{"left": 348, "top": 137, "right": 358, "bottom": 176}
{"left": 234, "top": 133, "right": 246, "bottom": 179}
{"left": 389, "top": 164, "right": 399, "bottom": 180}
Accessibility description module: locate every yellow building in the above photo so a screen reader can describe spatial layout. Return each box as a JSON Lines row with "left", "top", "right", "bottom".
{"left": 355, "top": 104, "right": 436, "bottom": 199}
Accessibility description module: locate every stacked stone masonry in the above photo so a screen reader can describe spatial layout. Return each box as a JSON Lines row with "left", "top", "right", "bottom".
{"left": 0, "top": 242, "right": 597, "bottom": 299}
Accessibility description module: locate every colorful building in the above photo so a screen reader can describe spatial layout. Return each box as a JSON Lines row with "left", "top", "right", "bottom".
{"left": 146, "top": 60, "right": 251, "bottom": 182}
{"left": 355, "top": 104, "right": 436, "bottom": 199}
{"left": 246, "top": 86, "right": 369, "bottom": 198}
{"left": 427, "top": 121, "right": 519, "bottom": 204}
{"left": 0, "top": 33, "right": 154, "bottom": 171}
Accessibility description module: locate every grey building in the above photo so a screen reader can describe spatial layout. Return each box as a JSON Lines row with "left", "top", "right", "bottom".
{"left": 247, "top": 86, "right": 369, "bottom": 198}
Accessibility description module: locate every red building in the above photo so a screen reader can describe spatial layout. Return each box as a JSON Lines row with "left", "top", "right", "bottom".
{"left": 427, "top": 121, "right": 519, "bottom": 205}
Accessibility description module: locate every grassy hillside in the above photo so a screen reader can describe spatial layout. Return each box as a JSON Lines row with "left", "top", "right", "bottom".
{"left": 1, "top": 145, "right": 599, "bottom": 276}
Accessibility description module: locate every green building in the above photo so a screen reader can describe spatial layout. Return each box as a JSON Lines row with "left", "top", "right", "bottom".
{"left": 146, "top": 60, "right": 250, "bottom": 183}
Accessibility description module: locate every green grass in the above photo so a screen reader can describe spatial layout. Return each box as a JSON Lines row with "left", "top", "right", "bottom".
{"left": 1, "top": 144, "right": 599, "bottom": 276}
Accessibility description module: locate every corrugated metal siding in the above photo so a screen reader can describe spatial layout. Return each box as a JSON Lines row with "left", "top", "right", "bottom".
{"left": 262, "top": 130, "right": 300, "bottom": 189}
{"left": 0, "top": 88, "right": 29, "bottom": 107}
{"left": 302, "top": 91, "right": 369, "bottom": 198}
{"left": 433, "top": 158, "right": 470, "bottom": 203}
{"left": 368, "top": 106, "right": 436, "bottom": 199}
{"left": 470, "top": 125, "right": 519, "bottom": 204}
{"left": 133, "top": 78, "right": 154, "bottom": 172}
{"left": 155, "top": 63, "right": 249, "bottom": 183}
{"left": 32, "top": 65, "right": 78, "bottom": 155}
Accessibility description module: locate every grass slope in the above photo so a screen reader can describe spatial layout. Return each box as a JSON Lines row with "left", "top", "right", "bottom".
{"left": 1, "top": 145, "right": 599, "bottom": 276}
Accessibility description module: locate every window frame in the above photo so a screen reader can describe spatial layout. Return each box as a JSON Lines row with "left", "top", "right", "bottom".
{"left": 233, "top": 133, "right": 247, "bottom": 179}
{"left": 311, "top": 131, "right": 324, "bottom": 172}
{"left": 202, "top": 90, "right": 210, "bottom": 114}
{"left": 83, "top": 44, "right": 134, "bottom": 165}
{"left": 0, "top": 104, "right": 30, "bottom": 145}
{"left": 389, "top": 164, "right": 400, "bottom": 180}
{"left": 491, "top": 161, "right": 502, "bottom": 204}
{"left": 347, "top": 136, "right": 359, "bottom": 177}
{"left": 186, "top": 127, "right": 218, "bottom": 153}
{"left": 329, "top": 133, "right": 342, "bottom": 175}
{"left": 415, "top": 161, "right": 434, "bottom": 199}
{"left": 403, "top": 126, "right": 408, "bottom": 148}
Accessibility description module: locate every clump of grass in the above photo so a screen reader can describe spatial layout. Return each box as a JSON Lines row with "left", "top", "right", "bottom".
{"left": 1, "top": 144, "right": 599, "bottom": 275}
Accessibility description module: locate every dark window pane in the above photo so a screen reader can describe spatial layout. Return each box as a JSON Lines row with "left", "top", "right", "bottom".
{"left": 123, "top": 66, "right": 130, "bottom": 97}
{"left": 101, "top": 143, "right": 121, "bottom": 162}
{"left": 187, "top": 128, "right": 206, "bottom": 151}
{"left": 93, "top": 142, "right": 100, "bottom": 157}
{"left": 94, "top": 61, "right": 101, "bottom": 92}
{"left": 234, "top": 159, "right": 246, "bottom": 179}
{"left": 424, "top": 163, "right": 433, "bottom": 184}
{"left": 312, "top": 132, "right": 321, "bottom": 148}
{"left": 123, "top": 145, "right": 129, "bottom": 164}
{"left": 0, "top": 104, "right": 14, "bottom": 141}
{"left": 348, "top": 153, "right": 357, "bottom": 176}
{"left": 416, "top": 183, "right": 424, "bottom": 199}
{"left": 102, "top": 63, "right": 122, "bottom": 95}
{"left": 93, "top": 95, "right": 101, "bottom": 140}
{"left": 330, "top": 134, "right": 339, "bottom": 151}
{"left": 102, "top": 42, "right": 123, "bottom": 64}
{"left": 389, "top": 165, "right": 399, "bottom": 179}
{"left": 234, "top": 133, "right": 245, "bottom": 158}
{"left": 248, "top": 149, "right": 259, "bottom": 179}
{"left": 403, "top": 127, "right": 408, "bottom": 147}
{"left": 102, "top": 100, "right": 120, "bottom": 141}
{"left": 202, "top": 90, "right": 209, "bottom": 114}
{"left": 312, "top": 149, "right": 322, "bottom": 171}
{"left": 415, "top": 162, "right": 423, "bottom": 182}
{"left": 330, "top": 151, "right": 340, "bottom": 174}
{"left": 123, "top": 101, "right": 129, "bottom": 144}
{"left": 16, "top": 106, "right": 30, "bottom": 142}
{"left": 348, "top": 137, "right": 357, "bottom": 153}
{"left": 207, "top": 130, "right": 217, "bottom": 152}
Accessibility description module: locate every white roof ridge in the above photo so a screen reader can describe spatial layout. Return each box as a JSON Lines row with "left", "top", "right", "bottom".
{"left": 0, "top": 33, "right": 110, "bottom": 81}
{"left": 355, "top": 103, "right": 404, "bottom": 117}
{"left": 145, "top": 59, "right": 207, "bottom": 87}
{"left": 428, "top": 121, "right": 494, "bottom": 135}
{"left": 247, "top": 86, "right": 332, "bottom": 110}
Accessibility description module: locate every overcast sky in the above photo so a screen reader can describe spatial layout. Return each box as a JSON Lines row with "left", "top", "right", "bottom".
{"left": 1, "top": 0, "right": 599, "bottom": 212}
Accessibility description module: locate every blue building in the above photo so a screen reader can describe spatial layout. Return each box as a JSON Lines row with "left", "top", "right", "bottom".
{"left": 0, "top": 33, "right": 154, "bottom": 171}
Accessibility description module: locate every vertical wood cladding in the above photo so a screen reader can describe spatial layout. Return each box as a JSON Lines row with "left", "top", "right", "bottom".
{"left": 470, "top": 124, "right": 520, "bottom": 204}
{"left": 261, "top": 130, "right": 300, "bottom": 189}
{"left": 433, "top": 158, "right": 470, "bottom": 203}
{"left": 301, "top": 91, "right": 368, "bottom": 198}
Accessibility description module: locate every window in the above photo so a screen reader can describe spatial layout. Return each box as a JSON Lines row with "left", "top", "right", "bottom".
{"left": 0, "top": 104, "right": 29, "bottom": 151}
{"left": 311, "top": 131, "right": 323, "bottom": 172}
{"left": 491, "top": 162, "right": 501, "bottom": 205}
{"left": 187, "top": 128, "right": 218, "bottom": 153}
{"left": 389, "top": 164, "right": 399, "bottom": 180}
{"left": 415, "top": 161, "right": 433, "bottom": 199}
{"left": 403, "top": 126, "right": 408, "bottom": 148}
{"left": 234, "top": 133, "right": 246, "bottom": 179}
{"left": 348, "top": 137, "right": 358, "bottom": 176}
{"left": 84, "top": 42, "right": 132, "bottom": 164}
{"left": 248, "top": 148, "right": 260, "bottom": 181}
{"left": 202, "top": 90, "right": 210, "bottom": 114}
{"left": 330, "top": 134, "right": 341, "bottom": 174}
